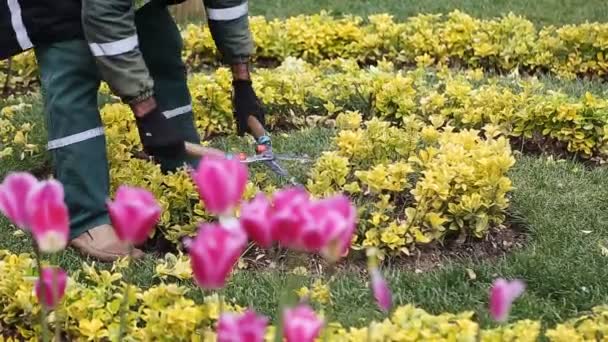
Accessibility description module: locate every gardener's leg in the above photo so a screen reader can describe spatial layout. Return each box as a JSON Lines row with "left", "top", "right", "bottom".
{"left": 135, "top": 2, "right": 201, "bottom": 173}
{"left": 34, "top": 39, "right": 143, "bottom": 261}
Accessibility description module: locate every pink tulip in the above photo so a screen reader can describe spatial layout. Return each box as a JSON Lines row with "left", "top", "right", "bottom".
{"left": 296, "top": 202, "right": 329, "bottom": 252}
{"left": 270, "top": 187, "right": 311, "bottom": 248}
{"left": 269, "top": 189, "right": 357, "bottom": 261}
{"left": 240, "top": 193, "right": 273, "bottom": 248}
{"left": 319, "top": 194, "right": 357, "bottom": 257}
{"left": 107, "top": 185, "right": 161, "bottom": 245}
{"left": 189, "top": 222, "right": 247, "bottom": 289}
{"left": 272, "top": 187, "right": 310, "bottom": 212}
{"left": 0, "top": 172, "right": 38, "bottom": 229}
{"left": 313, "top": 195, "right": 356, "bottom": 261}
{"left": 293, "top": 194, "right": 356, "bottom": 261}
{"left": 26, "top": 180, "right": 69, "bottom": 253}
{"left": 370, "top": 268, "right": 392, "bottom": 312}
{"left": 35, "top": 267, "right": 67, "bottom": 309}
{"left": 283, "top": 304, "right": 324, "bottom": 342}
{"left": 192, "top": 155, "right": 248, "bottom": 216}
{"left": 217, "top": 309, "right": 268, "bottom": 342}
{"left": 489, "top": 278, "right": 525, "bottom": 322}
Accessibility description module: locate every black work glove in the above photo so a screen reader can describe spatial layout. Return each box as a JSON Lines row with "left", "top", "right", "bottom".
{"left": 135, "top": 105, "right": 186, "bottom": 159}
{"left": 232, "top": 80, "right": 266, "bottom": 136}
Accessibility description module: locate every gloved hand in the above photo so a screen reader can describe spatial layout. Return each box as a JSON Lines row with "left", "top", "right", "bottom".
{"left": 134, "top": 104, "right": 186, "bottom": 159}
{"left": 232, "top": 79, "right": 266, "bottom": 136}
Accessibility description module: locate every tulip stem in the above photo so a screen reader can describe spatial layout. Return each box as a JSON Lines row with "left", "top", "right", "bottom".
{"left": 270, "top": 246, "right": 278, "bottom": 267}
{"left": 322, "top": 262, "right": 337, "bottom": 342}
{"left": 33, "top": 243, "right": 49, "bottom": 342}
{"left": 199, "top": 288, "right": 208, "bottom": 337}
{"left": 118, "top": 245, "right": 134, "bottom": 340}
{"left": 53, "top": 275, "right": 62, "bottom": 342}
{"left": 274, "top": 251, "right": 299, "bottom": 342}
{"left": 219, "top": 289, "right": 225, "bottom": 316}
{"left": 273, "top": 285, "right": 286, "bottom": 342}
{"left": 51, "top": 253, "right": 62, "bottom": 342}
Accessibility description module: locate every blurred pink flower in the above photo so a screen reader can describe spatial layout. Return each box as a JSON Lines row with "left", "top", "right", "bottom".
{"left": 312, "top": 194, "right": 356, "bottom": 262}
{"left": 370, "top": 268, "right": 392, "bottom": 312}
{"left": 189, "top": 222, "right": 247, "bottom": 289}
{"left": 217, "top": 309, "right": 268, "bottom": 342}
{"left": 270, "top": 187, "right": 311, "bottom": 249}
{"left": 237, "top": 186, "right": 357, "bottom": 261}
{"left": 35, "top": 266, "right": 67, "bottom": 309}
{"left": 0, "top": 172, "right": 38, "bottom": 229}
{"left": 283, "top": 194, "right": 356, "bottom": 260}
{"left": 283, "top": 304, "right": 324, "bottom": 342}
{"left": 26, "top": 180, "right": 69, "bottom": 253}
{"left": 240, "top": 193, "right": 273, "bottom": 248}
{"left": 489, "top": 278, "right": 525, "bottom": 322}
{"left": 192, "top": 155, "right": 248, "bottom": 216}
{"left": 107, "top": 185, "right": 161, "bottom": 245}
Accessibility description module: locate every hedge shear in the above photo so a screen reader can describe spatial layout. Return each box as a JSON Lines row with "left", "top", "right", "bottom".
{"left": 184, "top": 142, "right": 312, "bottom": 185}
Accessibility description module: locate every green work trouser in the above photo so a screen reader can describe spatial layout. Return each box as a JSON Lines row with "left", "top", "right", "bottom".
{"left": 34, "top": 2, "right": 200, "bottom": 239}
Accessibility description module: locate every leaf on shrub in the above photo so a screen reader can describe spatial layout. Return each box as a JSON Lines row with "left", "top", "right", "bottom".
{"left": 292, "top": 267, "right": 309, "bottom": 276}
{"left": 0, "top": 147, "right": 13, "bottom": 159}
{"left": 238, "top": 259, "right": 248, "bottom": 269}
{"left": 599, "top": 243, "right": 608, "bottom": 256}
{"left": 414, "top": 229, "right": 432, "bottom": 244}
{"left": 466, "top": 268, "right": 477, "bottom": 280}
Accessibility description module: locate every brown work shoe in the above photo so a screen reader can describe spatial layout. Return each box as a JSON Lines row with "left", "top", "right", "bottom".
{"left": 70, "top": 224, "right": 145, "bottom": 262}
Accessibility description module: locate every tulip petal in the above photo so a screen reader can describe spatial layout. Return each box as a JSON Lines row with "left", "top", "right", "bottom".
{"left": 283, "top": 304, "right": 324, "bottom": 342}
{"left": 371, "top": 268, "right": 392, "bottom": 312}
{"left": 190, "top": 223, "right": 247, "bottom": 289}
{"left": 26, "top": 180, "right": 69, "bottom": 253}
{"left": 35, "top": 267, "right": 67, "bottom": 309}
{"left": 0, "top": 172, "right": 38, "bottom": 229}
{"left": 489, "top": 278, "right": 525, "bottom": 322}
{"left": 107, "top": 186, "right": 161, "bottom": 245}
{"left": 193, "top": 156, "right": 248, "bottom": 216}
{"left": 218, "top": 309, "right": 268, "bottom": 342}
{"left": 240, "top": 193, "right": 273, "bottom": 248}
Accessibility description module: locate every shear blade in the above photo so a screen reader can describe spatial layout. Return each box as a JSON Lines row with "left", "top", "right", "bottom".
{"left": 263, "top": 159, "right": 290, "bottom": 177}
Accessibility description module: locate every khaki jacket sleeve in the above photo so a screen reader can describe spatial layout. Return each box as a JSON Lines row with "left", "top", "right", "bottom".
{"left": 81, "top": 0, "right": 154, "bottom": 104}
{"left": 203, "top": 0, "right": 254, "bottom": 64}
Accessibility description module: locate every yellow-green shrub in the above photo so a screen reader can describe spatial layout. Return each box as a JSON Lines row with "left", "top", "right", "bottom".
{"left": 3, "top": 10, "right": 608, "bottom": 94}
{"left": 5, "top": 57, "right": 608, "bottom": 161}
{"left": 307, "top": 112, "right": 515, "bottom": 256}
{"left": 7, "top": 60, "right": 608, "bottom": 251}
{"left": 0, "top": 51, "right": 38, "bottom": 95}
{"left": 182, "top": 11, "right": 608, "bottom": 79}
{"left": 0, "top": 101, "right": 41, "bottom": 161}
{"left": 1, "top": 249, "right": 601, "bottom": 342}
{"left": 0, "top": 250, "right": 228, "bottom": 341}
{"left": 545, "top": 306, "right": 608, "bottom": 341}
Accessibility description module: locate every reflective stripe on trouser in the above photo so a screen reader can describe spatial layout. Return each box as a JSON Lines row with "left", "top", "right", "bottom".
{"left": 135, "top": 2, "right": 201, "bottom": 172}
{"left": 34, "top": 39, "right": 111, "bottom": 240}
